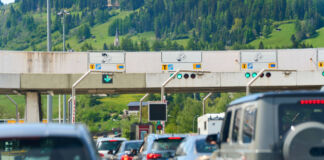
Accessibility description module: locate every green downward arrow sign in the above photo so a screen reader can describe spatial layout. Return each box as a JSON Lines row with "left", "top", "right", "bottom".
{"left": 102, "top": 74, "right": 113, "bottom": 83}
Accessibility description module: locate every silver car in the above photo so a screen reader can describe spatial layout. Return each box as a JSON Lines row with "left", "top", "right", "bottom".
{"left": 96, "top": 137, "right": 127, "bottom": 159}
{"left": 174, "top": 135, "right": 218, "bottom": 160}
{"left": 0, "top": 123, "right": 99, "bottom": 160}
{"left": 113, "top": 140, "right": 144, "bottom": 160}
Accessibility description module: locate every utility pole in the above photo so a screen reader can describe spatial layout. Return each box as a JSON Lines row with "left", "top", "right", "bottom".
{"left": 47, "top": 0, "right": 52, "bottom": 123}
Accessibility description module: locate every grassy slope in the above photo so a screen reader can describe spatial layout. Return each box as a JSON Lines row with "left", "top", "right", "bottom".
{"left": 249, "top": 23, "right": 296, "bottom": 48}
{"left": 0, "top": 94, "right": 145, "bottom": 120}
{"left": 303, "top": 27, "right": 324, "bottom": 47}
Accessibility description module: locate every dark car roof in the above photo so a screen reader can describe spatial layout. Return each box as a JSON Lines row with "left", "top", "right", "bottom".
{"left": 229, "top": 91, "right": 324, "bottom": 107}
{"left": 0, "top": 123, "right": 89, "bottom": 138}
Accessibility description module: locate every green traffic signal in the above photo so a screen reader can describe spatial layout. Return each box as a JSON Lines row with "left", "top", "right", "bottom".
{"left": 252, "top": 72, "right": 257, "bottom": 78}
{"left": 245, "top": 73, "right": 251, "bottom": 78}
{"left": 322, "top": 71, "right": 324, "bottom": 77}
{"left": 102, "top": 74, "right": 113, "bottom": 83}
{"left": 177, "top": 74, "right": 182, "bottom": 79}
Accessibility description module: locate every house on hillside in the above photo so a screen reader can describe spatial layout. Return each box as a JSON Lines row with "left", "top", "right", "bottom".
{"left": 125, "top": 101, "right": 148, "bottom": 116}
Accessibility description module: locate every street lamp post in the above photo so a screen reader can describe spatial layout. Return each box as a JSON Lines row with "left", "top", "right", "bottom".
{"left": 58, "top": 9, "right": 70, "bottom": 124}
{"left": 57, "top": 9, "right": 70, "bottom": 52}
{"left": 47, "top": 0, "right": 52, "bottom": 124}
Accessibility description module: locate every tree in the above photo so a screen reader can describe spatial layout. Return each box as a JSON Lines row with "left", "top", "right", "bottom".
{"left": 259, "top": 41, "right": 264, "bottom": 49}
{"left": 103, "top": 43, "right": 108, "bottom": 50}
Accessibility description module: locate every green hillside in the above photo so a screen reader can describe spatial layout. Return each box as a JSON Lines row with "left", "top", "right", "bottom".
{"left": 249, "top": 23, "right": 296, "bottom": 48}
{"left": 303, "top": 27, "right": 324, "bottom": 47}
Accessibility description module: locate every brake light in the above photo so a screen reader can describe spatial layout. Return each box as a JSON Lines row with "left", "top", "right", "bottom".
{"left": 121, "top": 155, "right": 133, "bottom": 160}
{"left": 109, "top": 140, "right": 118, "bottom": 142}
{"left": 300, "top": 100, "right": 324, "bottom": 104}
{"left": 99, "top": 153, "right": 104, "bottom": 157}
{"left": 168, "top": 137, "right": 182, "bottom": 140}
{"left": 146, "top": 153, "right": 162, "bottom": 159}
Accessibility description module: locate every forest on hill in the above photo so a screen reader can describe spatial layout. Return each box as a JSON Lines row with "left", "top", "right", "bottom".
{"left": 0, "top": 0, "right": 323, "bottom": 51}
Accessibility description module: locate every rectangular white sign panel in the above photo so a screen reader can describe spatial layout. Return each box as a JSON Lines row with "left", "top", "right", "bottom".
{"left": 241, "top": 51, "right": 277, "bottom": 63}
{"left": 88, "top": 52, "right": 125, "bottom": 71}
{"left": 89, "top": 52, "right": 125, "bottom": 64}
{"left": 318, "top": 49, "right": 324, "bottom": 61}
{"left": 162, "top": 51, "right": 202, "bottom": 63}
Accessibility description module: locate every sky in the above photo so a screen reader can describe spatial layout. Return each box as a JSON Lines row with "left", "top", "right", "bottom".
{"left": 2, "top": 0, "right": 15, "bottom": 4}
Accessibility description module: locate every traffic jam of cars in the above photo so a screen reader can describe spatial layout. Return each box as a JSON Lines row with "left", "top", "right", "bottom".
{"left": 1, "top": 91, "right": 324, "bottom": 160}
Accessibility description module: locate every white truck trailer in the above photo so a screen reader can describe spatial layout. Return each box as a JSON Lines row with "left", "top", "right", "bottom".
{"left": 197, "top": 113, "right": 224, "bottom": 135}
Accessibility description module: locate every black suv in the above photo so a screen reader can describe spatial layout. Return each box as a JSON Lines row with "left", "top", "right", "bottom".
{"left": 210, "top": 91, "right": 324, "bottom": 160}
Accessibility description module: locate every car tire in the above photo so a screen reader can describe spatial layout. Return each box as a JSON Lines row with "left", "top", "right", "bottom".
{"left": 283, "top": 122, "right": 324, "bottom": 160}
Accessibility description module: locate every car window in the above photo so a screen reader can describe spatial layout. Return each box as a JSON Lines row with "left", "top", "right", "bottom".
{"left": 124, "top": 142, "right": 143, "bottom": 151}
{"left": 221, "top": 111, "right": 232, "bottom": 143}
{"left": 231, "top": 108, "right": 242, "bottom": 143}
{"left": 97, "top": 140, "right": 123, "bottom": 151}
{"left": 242, "top": 107, "right": 257, "bottom": 143}
{"left": 279, "top": 103, "right": 324, "bottom": 140}
{"left": 152, "top": 138, "right": 183, "bottom": 151}
{"left": 0, "top": 137, "right": 91, "bottom": 160}
{"left": 195, "top": 139, "right": 218, "bottom": 153}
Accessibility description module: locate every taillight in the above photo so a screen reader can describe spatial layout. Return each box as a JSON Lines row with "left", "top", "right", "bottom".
{"left": 300, "top": 100, "right": 324, "bottom": 104}
{"left": 168, "top": 137, "right": 182, "bottom": 140}
{"left": 146, "top": 153, "right": 162, "bottom": 159}
{"left": 121, "top": 155, "right": 133, "bottom": 160}
{"left": 99, "top": 153, "right": 104, "bottom": 157}
{"left": 109, "top": 140, "right": 118, "bottom": 142}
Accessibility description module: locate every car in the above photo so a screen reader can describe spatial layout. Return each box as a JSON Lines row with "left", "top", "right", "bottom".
{"left": 0, "top": 123, "right": 98, "bottom": 160}
{"left": 209, "top": 91, "right": 324, "bottom": 160}
{"left": 112, "top": 140, "right": 144, "bottom": 160}
{"left": 173, "top": 135, "right": 218, "bottom": 160}
{"left": 96, "top": 137, "right": 127, "bottom": 159}
{"left": 134, "top": 134, "right": 187, "bottom": 160}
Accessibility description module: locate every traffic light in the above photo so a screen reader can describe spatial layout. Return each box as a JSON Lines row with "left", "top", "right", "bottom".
{"left": 177, "top": 74, "right": 183, "bottom": 79}
{"left": 245, "top": 72, "right": 251, "bottom": 78}
{"left": 184, "top": 73, "right": 189, "bottom": 79}
{"left": 102, "top": 74, "right": 113, "bottom": 83}
{"left": 321, "top": 71, "right": 324, "bottom": 77}
{"left": 245, "top": 72, "right": 271, "bottom": 78}
{"left": 156, "top": 124, "right": 163, "bottom": 130}
{"left": 178, "top": 73, "right": 196, "bottom": 79}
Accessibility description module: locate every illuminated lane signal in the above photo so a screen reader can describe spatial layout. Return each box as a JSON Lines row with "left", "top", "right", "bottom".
{"left": 322, "top": 71, "right": 324, "bottom": 77}
{"left": 102, "top": 74, "right": 113, "bottom": 83}
{"left": 177, "top": 74, "right": 183, "bottom": 79}
{"left": 245, "top": 72, "right": 251, "bottom": 78}
{"left": 252, "top": 72, "right": 257, "bottom": 78}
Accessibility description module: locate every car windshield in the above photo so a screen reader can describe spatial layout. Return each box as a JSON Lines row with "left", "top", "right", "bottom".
{"left": 98, "top": 140, "right": 123, "bottom": 151}
{"left": 195, "top": 139, "right": 218, "bottom": 153}
{"left": 0, "top": 137, "right": 90, "bottom": 160}
{"left": 152, "top": 138, "right": 183, "bottom": 151}
{"left": 279, "top": 104, "right": 324, "bottom": 139}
